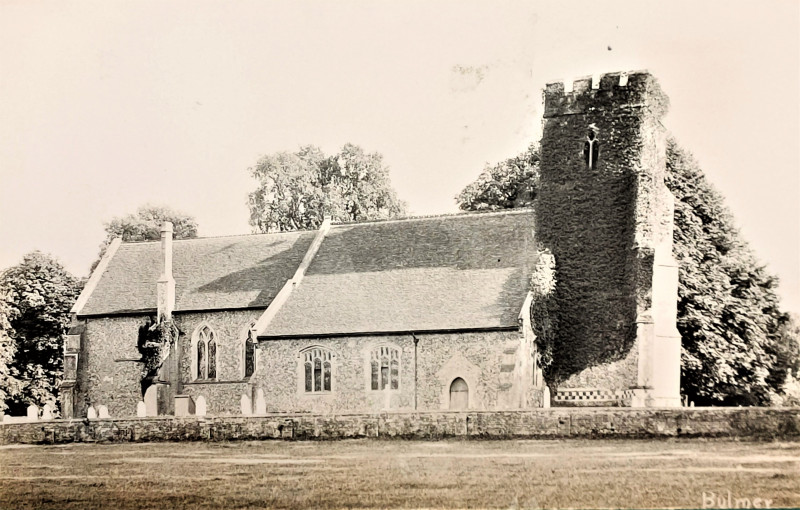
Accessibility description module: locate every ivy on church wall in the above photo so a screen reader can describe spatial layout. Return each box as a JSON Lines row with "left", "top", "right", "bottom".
{"left": 529, "top": 247, "right": 558, "bottom": 381}
{"left": 136, "top": 316, "right": 179, "bottom": 395}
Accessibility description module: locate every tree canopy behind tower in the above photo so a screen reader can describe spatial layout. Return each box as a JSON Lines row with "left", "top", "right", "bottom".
{"left": 247, "top": 144, "right": 407, "bottom": 233}
{"left": 0, "top": 252, "right": 82, "bottom": 414}
{"left": 455, "top": 142, "right": 539, "bottom": 211}
{"left": 456, "top": 138, "right": 798, "bottom": 406}
{"left": 665, "top": 140, "right": 796, "bottom": 405}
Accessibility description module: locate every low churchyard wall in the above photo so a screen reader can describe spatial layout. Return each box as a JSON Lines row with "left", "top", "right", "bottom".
{"left": 1, "top": 407, "right": 798, "bottom": 445}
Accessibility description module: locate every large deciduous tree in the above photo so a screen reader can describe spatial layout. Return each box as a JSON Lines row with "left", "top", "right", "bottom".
{"left": 455, "top": 143, "right": 539, "bottom": 211}
{"left": 0, "top": 252, "right": 82, "bottom": 414}
{"left": 248, "top": 143, "right": 407, "bottom": 233}
{"left": 104, "top": 205, "right": 198, "bottom": 243}
{"left": 91, "top": 205, "right": 199, "bottom": 273}
{"left": 0, "top": 287, "right": 21, "bottom": 413}
{"left": 666, "top": 140, "right": 795, "bottom": 405}
{"left": 456, "top": 138, "right": 798, "bottom": 406}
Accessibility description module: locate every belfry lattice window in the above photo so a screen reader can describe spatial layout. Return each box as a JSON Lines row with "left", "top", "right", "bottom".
{"left": 370, "top": 345, "right": 399, "bottom": 390}
{"left": 303, "top": 347, "right": 332, "bottom": 393}
{"left": 193, "top": 325, "right": 217, "bottom": 380}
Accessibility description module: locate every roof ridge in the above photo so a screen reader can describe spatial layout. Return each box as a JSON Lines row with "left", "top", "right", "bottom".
{"left": 118, "top": 229, "right": 316, "bottom": 245}
{"left": 330, "top": 207, "right": 536, "bottom": 228}
{"left": 115, "top": 208, "right": 536, "bottom": 245}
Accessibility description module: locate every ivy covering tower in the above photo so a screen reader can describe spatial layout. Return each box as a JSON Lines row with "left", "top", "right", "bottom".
{"left": 535, "top": 71, "right": 681, "bottom": 407}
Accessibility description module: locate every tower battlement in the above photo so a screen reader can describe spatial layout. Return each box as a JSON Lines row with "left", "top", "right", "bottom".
{"left": 543, "top": 70, "right": 669, "bottom": 119}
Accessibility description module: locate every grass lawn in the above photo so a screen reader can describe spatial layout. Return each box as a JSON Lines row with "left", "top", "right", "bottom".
{"left": 0, "top": 438, "right": 797, "bottom": 509}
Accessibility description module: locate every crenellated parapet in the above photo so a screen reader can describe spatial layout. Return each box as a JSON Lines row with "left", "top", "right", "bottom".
{"left": 543, "top": 70, "right": 669, "bottom": 119}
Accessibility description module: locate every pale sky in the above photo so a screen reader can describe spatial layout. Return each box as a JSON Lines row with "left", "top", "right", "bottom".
{"left": 1, "top": 0, "right": 798, "bottom": 312}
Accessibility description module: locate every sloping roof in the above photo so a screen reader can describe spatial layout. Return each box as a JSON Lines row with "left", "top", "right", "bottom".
{"left": 78, "top": 231, "right": 316, "bottom": 317}
{"left": 259, "top": 209, "right": 537, "bottom": 338}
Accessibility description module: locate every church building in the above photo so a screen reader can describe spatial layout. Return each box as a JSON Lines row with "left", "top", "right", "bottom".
{"left": 60, "top": 70, "right": 683, "bottom": 419}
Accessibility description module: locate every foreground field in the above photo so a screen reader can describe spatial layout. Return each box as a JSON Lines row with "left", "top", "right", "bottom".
{"left": 1, "top": 439, "right": 797, "bottom": 509}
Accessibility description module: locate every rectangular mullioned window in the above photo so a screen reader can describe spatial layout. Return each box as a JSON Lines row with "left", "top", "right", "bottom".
{"left": 370, "top": 345, "right": 399, "bottom": 390}
{"left": 303, "top": 348, "right": 332, "bottom": 393}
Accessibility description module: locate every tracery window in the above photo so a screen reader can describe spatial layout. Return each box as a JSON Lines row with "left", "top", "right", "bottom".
{"left": 193, "top": 325, "right": 217, "bottom": 380}
{"left": 302, "top": 347, "right": 332, "bottom": 393}
{"left": 370, "top": 345, "right": 399, "bottom": 391}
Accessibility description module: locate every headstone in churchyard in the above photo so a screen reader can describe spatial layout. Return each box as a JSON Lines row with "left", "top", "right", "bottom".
{"left": 136, "top": 401, "right": 147, "bottom": 417}
{"left": 240, "top": 394, "right": 252, "bottom": 415}
{"left": 26, "top": 404, "right": 39, "bottom": 421}
{"left": 87, "top": 406, "right": 97, "bottom": 419}
{"left": 174, "top": 395, "right": 195, "bottom": 417}
{"left": 98, "top": 405, "right": 110, "bottom": 419}
{"left": 195, "top": 395, "right": 207, "bottom": 416}
{"left": 3, "top": 415, "right": 31, "bottom": 424}
{"left": 41, "top": 404, "right": 54, "bottom": 420}
{"left": 255, "top": 388, "right": 267, "bottom": 415}
{"left": 144, "top": 385, "right": 158, "bottom": 417}
{"left": 543, "top": 387, "right": 551, "bottom": 408}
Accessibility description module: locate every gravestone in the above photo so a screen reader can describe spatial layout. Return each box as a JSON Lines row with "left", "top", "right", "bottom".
{"left": 98, "top": 405, "right": 110, "bottom": 419}
{"left": 240, "top": 394, "right": 252, "bottom": 415}
{"left": 174, "top": 395, "right": 195, "bottom": 417}
{"left": 144, "top": 385, "right": 158, "bottom": 417}
{"left": 543, "top": 387, "right": 551, "bottom": 408}
{"left": 255, "top": 388, "right": 267, "bottom": 415}
{"left": 136, "top": 401, "right": 147, "bottom": 417}
{"left": 195, "top": 395, "right": 207, "bottom": 416}
{"left": 41, "top": 404, "right": 54, "bottom": 420}
{"left": 87, "top": 406, "right": 97, "bottom": 419}
{"left": 3, "top": 415, "right": 31, "bottom": 424}
{"left": 26, "top": 404, "right": 39, "bottom": 421}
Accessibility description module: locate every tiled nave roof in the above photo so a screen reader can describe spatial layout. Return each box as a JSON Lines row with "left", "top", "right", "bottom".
{"left": 78, "top": 231, "right": 315, "bottom": 316}
{"left": 78, "top": 209, "right": 537, "bottom": 338}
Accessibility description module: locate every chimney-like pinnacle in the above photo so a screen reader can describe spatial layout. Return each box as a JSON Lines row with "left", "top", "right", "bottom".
{"left": 157, "top": 221, "right": 175, "bottom": 321}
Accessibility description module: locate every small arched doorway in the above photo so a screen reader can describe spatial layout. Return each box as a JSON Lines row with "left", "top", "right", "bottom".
{"left": 449, "top": 378, "right": 469, "bottom": 410}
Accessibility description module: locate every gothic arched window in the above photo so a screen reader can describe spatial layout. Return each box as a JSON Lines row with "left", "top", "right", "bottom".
{"left": 370, "top": 345, "right": 400, "bottom": 391}
{"left": 192, "top": 325, "right": 218, "bottom": 381}
{"left": 583, "top": 127, "right": 600, "bottom": 169}
{"left": 302, "top": 347, "right": 332, "bottom": 393}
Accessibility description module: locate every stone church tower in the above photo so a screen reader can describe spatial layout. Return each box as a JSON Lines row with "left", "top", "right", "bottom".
{"left": 536, "top": 71, "right": 682, "bottom": 407}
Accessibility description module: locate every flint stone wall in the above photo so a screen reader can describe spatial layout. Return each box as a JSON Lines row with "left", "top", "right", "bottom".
{"left": 253, "top": 330, "right": 527, "bottom": 414}
{"left": 76, "top": 310, "right": 261, "bottom": 418}
{"left": 1, "top": 408, "right": 797, "bottom": 445}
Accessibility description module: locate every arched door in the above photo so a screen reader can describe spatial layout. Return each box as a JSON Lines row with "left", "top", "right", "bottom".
{"left": 449, "top": 378, "right": 469, "bottom": 410}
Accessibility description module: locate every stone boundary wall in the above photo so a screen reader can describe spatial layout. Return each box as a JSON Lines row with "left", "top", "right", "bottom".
{"left": 1, "top": 408, "right": 798, "bottom": 445}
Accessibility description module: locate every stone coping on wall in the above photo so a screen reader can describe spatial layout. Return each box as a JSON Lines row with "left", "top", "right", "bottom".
{"left": 1, "top": 408, "right": 798, "bottom": 445}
